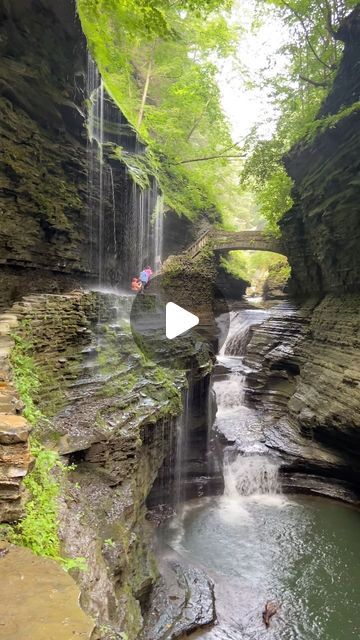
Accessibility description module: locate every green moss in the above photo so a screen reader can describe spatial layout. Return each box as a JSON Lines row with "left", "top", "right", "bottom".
{"left": 8, "top": 330, "right": 86, "bottom": 571}
{"left": 303, "top": 101, "right": 360, "bottom": 144}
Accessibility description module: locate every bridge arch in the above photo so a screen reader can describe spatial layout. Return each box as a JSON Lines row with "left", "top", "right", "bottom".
{"left": 187, "top": 229, "right": 286, "bottom": 258}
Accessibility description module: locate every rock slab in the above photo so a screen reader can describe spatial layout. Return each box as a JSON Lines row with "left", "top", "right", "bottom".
{"left": 0, "top": 543, "right": 95, "bottom": 639}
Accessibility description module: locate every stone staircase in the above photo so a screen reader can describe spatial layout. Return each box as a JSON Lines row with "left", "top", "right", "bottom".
{"left": 0, "top": 313, "right": 31, "bottom": 522}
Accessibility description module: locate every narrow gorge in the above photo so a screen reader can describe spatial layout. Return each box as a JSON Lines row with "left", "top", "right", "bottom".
{"left": 0, "top": 1, "right": 359, "bottom": 640}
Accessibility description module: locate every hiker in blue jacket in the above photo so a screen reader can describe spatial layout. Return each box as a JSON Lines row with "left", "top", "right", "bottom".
{"left": 139, "top": 268, "right": 149, "bottom": 292}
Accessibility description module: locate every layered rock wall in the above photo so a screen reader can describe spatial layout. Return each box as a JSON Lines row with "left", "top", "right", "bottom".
{"left": 0, "top": 311, "right": 31, "bottom": 522}
{"left": 244, "top": 295, "right": 360, "bottom": 497}
{"left": 0, "top": 0, "right": 161, "bottom": 308}
{"left": 281, "top": 6, "right": 360, "bottom": 295}
{"left": 0, "top": 0, "right": 90, "bottom": 290}
{"left": 0, "top": 288, "right": 212, "bottom": 638}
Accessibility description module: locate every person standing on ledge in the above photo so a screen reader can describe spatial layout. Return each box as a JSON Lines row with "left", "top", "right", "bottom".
{"left": 144, "top": 266, "right": 153, "bottom": 288}
{"left": 139, "top": 267, "right": 149, "bottom": 292}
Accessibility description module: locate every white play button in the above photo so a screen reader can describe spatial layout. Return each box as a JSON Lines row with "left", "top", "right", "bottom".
{"left": 165, "top": 302, "right": 199, "bottom": 340}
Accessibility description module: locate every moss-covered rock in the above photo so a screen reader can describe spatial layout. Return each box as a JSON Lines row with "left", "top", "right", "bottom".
{"left": 5, "top": 289, "right": 213, "bottom": 639}
{"left": 263, "top": 258, "right": 290, "bottom": 300}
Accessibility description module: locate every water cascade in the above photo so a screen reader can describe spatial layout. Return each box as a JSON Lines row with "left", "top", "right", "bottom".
{"left": 219, "top": 307, "right": 269, "bottom": 357}
{"left": 86, "top": 56, "right": 164, "bottom": 286}
{"left": 223, "top": 453, "right": 280, "bottom": 498}
{"left": 174, "top": 388, "right": 191, "bottom": 508}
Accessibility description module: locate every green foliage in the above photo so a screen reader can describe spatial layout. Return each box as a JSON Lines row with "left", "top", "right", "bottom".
{"left": 77, "top": 0, "right": 244, "bottom": 222}
{"left": 220, "top": 252, "right": 248, "bottom": 281}
{"left": 104, "top": 537, "right": 116, "bottom": 548}
{"left": 267, "top": 258, "right": 291, "bottom": 285}
{"left": 10, "top": 443, "right": 62, "bottom": 558}
{"left": 6, "top": 442, "right": 85, "bottom": 571}
{"left": 222, "top": 249, "right": 291, "bottom": 288}
{"left": 302, "top": 100, "right": 360, "bottom": 143}
{"left": 241, "top": 0, "right": 358, "bottom": 231}
{"left": 10, "top": 334, "right": 42, "bottom": 425}
{"left": 9, "top": 331, "right": 86, "bottom": 571}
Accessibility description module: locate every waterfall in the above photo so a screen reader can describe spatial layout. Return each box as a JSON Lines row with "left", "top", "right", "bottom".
{"left": 214, "top": 306, "right": 285, "bottom": 504}
{"left": 213, "top": 372, "right": 246, "bottom": 410}
{"left": 109, "top": 166, "right": 117, "bottom": 258}
{"left": 220, "top": 308, "right": 269, "bottom": 357}
{"left": 153, "top": 193, "right": 164, "bottom": 274}
{"left": 223, "top": 453, "right": 280, "bottom": 498}
{"left": 87, "top": 56, "right": 107, "bottom": 283}
{"left": 86, "top": 55, "right": 164, "bottom": 286}
{"left": 129, "top": 181, "right": 164, "bottom": 276}
{"left": 173, "top": 388, "right": 190, "bottom": 508}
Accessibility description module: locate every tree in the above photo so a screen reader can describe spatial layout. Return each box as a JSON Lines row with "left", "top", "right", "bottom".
{"left": 77, "top": 0, "right": 243, "bottom": 222}
{"left": 240, "top": 0, "right": 358, "bottom": 233}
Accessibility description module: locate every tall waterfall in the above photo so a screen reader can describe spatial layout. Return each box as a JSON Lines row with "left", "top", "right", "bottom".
{"left": 86, "top": 56, "right": 164, "bottom": 286}
{"left": 174, "top": 388, "right": 191, "bottom": 508}
{"left": 87, "top": 56, "right": 103, "bottom": 280}
{"left": 129, "top": 182, "right": 164, "bottom": 276}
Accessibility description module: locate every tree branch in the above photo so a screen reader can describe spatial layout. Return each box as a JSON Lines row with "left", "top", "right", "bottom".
{"left": 137, "top": 43, "right": 156, "bottom": 129}
{"left": 280, "top": 0, "right": 334, "bottom": 71}
{"left": 186, "top": 98, "right": 211, "bottom": 142}
{"left": 299, "top": 74, "right": 330, "bottom": 88}
{"left": 175, "top": 154, "right": 244, "bottom": 165}
{"left": 322, "top": 0, "right": 337, "bottom": 38}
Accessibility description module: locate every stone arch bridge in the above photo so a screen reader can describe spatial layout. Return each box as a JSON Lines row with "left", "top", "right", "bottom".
{"left": 186, "top": 229, "right": 286, "bottom": 258}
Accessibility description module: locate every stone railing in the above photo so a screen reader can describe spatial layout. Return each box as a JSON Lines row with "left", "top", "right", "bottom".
{"left": 186, "top": 229, "right": 213, "bottom": 258}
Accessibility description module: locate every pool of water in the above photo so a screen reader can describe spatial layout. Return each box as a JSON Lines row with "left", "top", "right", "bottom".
{"left": 162, "top": 494, "right": 360, "bottom": 640}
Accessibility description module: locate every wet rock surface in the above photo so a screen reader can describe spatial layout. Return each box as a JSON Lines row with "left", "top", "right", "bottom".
{"left": 0, "top": 312, "right": 31, "bottom": 522}
{"left": 0, "top": 542, "right": 95, "bottom": 639}
{"left": 3, "top": 289, "right": 214, "bottom": 638}
{"left": 241, "top": 296, "right": 360, "bottom": 501}
{"left": 141, "top": 554, "right": 215, "bottom": 640}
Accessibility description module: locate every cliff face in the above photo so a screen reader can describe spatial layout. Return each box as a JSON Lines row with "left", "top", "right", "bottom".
{"left": 0, "top": 1, "right": 89, "bottom": 289}
{"left": 244, "top": 296, "right": 360, "bottom": 496}
{"left": 281, "top": 6, "right": 360, "bottom": 296}
{"left": 1, "top": 289, "right": 213, "bottom": 638}
{"left": 0, "top": 0, "right": 162, "bottom": 309}
{"left": 0, "top": 289, "right": 207, "bottom": 637}
{"left": 242, "top": 8, "right": 360, "bottom": 500}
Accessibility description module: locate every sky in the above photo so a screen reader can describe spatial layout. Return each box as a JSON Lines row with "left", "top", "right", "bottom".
{"left": 217, "top": 0, "right": 289, "bottom": 141}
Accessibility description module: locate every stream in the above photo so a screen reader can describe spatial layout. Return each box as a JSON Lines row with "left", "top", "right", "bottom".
{"left": 160, "top": 301, "right": 360, "bottom": 640}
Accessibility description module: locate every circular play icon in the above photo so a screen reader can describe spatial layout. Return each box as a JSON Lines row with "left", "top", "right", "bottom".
{"left": 129, "top": 274, "right": 229, "bottom": 368}
{"left": 165, "top": 302, "right": 199, "bottom": 339}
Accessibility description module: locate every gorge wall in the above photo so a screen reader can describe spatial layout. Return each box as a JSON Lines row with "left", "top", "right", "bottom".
{"left": 0, "top": 0, "right": 90, "bottom": 305}
{"left": 0, "top": 0, "right": 165, "bottom": 309}
{"left": 243, "top": 6, "right": 360, "bottom": 501}
{"left": 1, "top": 287, "right": 213, "bottom": 638}
{"left": 280, "top": 6, "right": 360, "bottom": 296}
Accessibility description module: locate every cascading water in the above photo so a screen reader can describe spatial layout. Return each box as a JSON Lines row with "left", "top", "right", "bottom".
{"left": 174, "top": 388, "right": 191, "bottom": 508}
{"left": 215, "top": 304, "right": 282, "bottom": 499}
{"left": 223, "top": 453, "right": 280, "bottom": 498}
{"left": 213, "top": 372, "right": 246, "bottom": 409}
{"left": 159, "top": 302, "right": 360, "bottom": 640}
{"left": 129, "top": 181, "right": 164, "bottom": 276}
{"left": 219, "top": 307, "right": 269, "bottom": 357}
{"left": 87, "top": 56, "right": 103, "bottom": 278}
{"left": 86, "top": 55, "right": 164, "bottom": 286}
